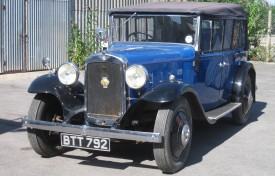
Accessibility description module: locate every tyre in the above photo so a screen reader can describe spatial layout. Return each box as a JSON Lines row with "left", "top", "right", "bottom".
{"left": 232, "top": 74, "right": 254, "bottom": 125}
{"left": 153, "top": 97, "right": 192, "bottom": 173}
{"left": 27, "top": 94, "right": 64, "bottom": 157}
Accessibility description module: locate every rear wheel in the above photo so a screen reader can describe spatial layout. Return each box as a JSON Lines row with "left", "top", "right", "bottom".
{"left": 153, "top": 97, "right": 192, "bottom": 173}
{"left": 27, "top": 94, "right": 64, "bottom": 157}
{"left": 232, "top": 75, "right": 254, "bottom": 125}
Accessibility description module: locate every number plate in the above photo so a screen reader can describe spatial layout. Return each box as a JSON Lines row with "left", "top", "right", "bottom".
{"left": 60, "top": 133, "right": 110, "bottom": 151}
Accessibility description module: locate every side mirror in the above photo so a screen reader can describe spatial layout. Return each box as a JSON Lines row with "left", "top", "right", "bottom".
{"left": 42, "top": 57, "right": 54, "bottom": 75}
{"left": 95, "top": 28, "right": 106, "bottom": 40}
{"left": 95, "top": 28, "right": 108, "bottom": 50}
{"left": 42, "top": 57, "right": 50, "bottom": 68}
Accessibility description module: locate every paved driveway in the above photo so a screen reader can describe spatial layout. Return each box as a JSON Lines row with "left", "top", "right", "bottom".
{"left": 0, "top": 62, "right": 274, "bottom": 176}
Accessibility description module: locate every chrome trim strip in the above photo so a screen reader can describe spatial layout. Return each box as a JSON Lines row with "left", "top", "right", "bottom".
{"left": 195, "top": 15, "right": 201, "bottom": 51}
{"left": 22, "top": 117, "right": 161, "bottom": 143}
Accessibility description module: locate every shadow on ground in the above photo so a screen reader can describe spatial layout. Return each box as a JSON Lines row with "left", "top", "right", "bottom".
{"left": 59, "top": 101, "right": 266, "bottom": 171}
{"left": 185, "top": 101, "right": 266, "bottom": 167}
{"left": 0, "top": 118, "right": 25, "bottom": 134}
{"left": 62, "top": 142, "right": 157, "bottom": 170}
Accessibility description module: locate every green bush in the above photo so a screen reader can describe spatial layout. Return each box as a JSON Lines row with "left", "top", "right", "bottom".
{"left": 67, "top": 24, "right": 86, "bottom": 68}
{"left": 67, "top": 9, "right": 102, "bottom": 69}
{"left": 248, "top": 46, "right": 268, "bottom": 61}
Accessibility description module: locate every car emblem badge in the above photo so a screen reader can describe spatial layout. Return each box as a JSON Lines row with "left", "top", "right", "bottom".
{"left": 101, "top": 77, "right": 110, "bottom": 88}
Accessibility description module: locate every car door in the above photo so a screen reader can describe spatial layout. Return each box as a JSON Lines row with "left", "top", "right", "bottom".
{"left": 195, "top": 19, "right": 224, "bottom": 111}
{"left": 196, "top": 53, "right": 223, "bottom": 111}
{"left": 220, "top": 20, "right": 246, "bottom": 102}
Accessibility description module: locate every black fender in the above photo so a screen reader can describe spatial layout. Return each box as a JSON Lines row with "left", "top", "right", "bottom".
{"left": 28, "top": 74, "right": 84, "bottom": 121}
{"left": 122, "top": 82, "right": 211, "bottom": 124}
{"left": 233, "top": 61, "right": 256, "bottom": 102}
{"left": 140, "top": 82, "right": 197, "bottom": 103}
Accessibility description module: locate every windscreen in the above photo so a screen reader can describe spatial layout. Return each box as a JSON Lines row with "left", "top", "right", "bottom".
{"left": 112, "top": 14, "right": 197, "bottom": 45}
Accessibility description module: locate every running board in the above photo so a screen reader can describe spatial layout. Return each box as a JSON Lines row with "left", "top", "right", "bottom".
{"left": 206, "top": 103, "right": 241, "bottom": 120}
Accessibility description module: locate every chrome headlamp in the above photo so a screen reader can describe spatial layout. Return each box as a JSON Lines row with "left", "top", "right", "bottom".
{"left": 125, "top": 65, "right": 148, "bottom": 89}
{"left": 57, "top": 62, "right": 79, "bottom": 85}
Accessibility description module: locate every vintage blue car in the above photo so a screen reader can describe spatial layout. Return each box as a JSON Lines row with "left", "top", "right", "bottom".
{"left": 23, "top": 2, "right": 256, "bottom": 173}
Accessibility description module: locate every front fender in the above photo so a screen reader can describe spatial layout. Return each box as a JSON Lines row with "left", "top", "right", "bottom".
{"left": 28, "top": 74, "right": 84, "bottom": 120}
{"left": 28, "top": 74, "right": 60, "bottom": 94}
{"left": 140, "top": 82, "right": 197, "bottom": 103}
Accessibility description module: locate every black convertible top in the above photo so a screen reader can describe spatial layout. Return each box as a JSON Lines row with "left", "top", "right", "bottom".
{"left": 109, "top": 2, "right": 247, "bottom": 19}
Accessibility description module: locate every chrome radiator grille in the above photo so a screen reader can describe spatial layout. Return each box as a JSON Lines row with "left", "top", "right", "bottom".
{"left": 86, "top": 62, "right": 124, "bottom": 119}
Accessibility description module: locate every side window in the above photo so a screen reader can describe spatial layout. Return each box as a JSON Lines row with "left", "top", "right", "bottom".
{"left": 201, "top": 19, "right": 224, "bottom": 52}
{"left": 201, "top": 19, "right": 246, "bottom": 51}
{"left": 232, "top": 20, "right": 241, "bottom": 49}
{"left": 239, "top": 20, "right": 246, "bottom": 49}
{"left": 212, "top": 20, "right": 224, "bottom": 51}
{"left": 223, "top": 20, "right": 233, "bottom": 50}
{"left": 201, "top": 20, "right": 212, "bottom": 52}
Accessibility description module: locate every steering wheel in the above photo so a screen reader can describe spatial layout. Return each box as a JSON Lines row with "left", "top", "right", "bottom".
{"left": 127, "top": 32, "right": 153, "bottom": 41}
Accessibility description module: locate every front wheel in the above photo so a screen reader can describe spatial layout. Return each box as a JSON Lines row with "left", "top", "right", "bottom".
{"left": 153, "top": 97, "right": 192, "bottom": 173}
{"left": 27, "top": 94, "right": 64, "bottom": 157}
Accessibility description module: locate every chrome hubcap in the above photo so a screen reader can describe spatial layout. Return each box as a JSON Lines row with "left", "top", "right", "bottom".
{"left": 181, "top": 124, "right": 191, "bottom": 147}
{"left": 243, "top": 78, "right": 253, "bottom": 114}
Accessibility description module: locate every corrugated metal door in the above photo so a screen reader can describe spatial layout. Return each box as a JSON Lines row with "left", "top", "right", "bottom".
{"left": 1, "top": 0, "right": 69, "bottom": 73}
{"left": 27, "top": 0, "right": 69, "bottom": 71}
{"left": 0, "top": 0, "right": 3, "bottom": 73}
{"left": 3, "top": 0, "right": 25, "bottom": 72}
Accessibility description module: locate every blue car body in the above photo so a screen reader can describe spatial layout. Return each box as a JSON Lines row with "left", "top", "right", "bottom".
{"left": 101, "top": 42, "right": 246, "bottom": 111}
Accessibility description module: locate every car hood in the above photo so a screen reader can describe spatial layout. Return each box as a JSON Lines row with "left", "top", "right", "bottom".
{"left": 105, "top": 42, "right": 196, "bottom": 65}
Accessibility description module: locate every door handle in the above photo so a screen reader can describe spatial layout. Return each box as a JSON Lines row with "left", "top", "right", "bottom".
{"left": 217, "top": 63, "right": 224, "bottom": 67}
{"left": 217, "top": 62, "right": 229, "bottom": 67}
{"left": 223, "top": 62, "right": 229, "bottom": 66}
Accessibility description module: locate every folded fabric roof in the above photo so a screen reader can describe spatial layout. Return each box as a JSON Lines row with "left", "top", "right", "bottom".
{"left": 109, "top": 2, "right": 247, "bottom": 19}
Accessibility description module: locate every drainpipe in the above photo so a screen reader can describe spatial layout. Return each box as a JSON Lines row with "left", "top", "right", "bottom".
{"left": 23, "top": 0, "right": 28, "bottom": 71}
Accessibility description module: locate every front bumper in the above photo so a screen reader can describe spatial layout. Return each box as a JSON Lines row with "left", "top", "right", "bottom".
{"left": 22, "top": 117, "right": 161, "bottom": 143}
